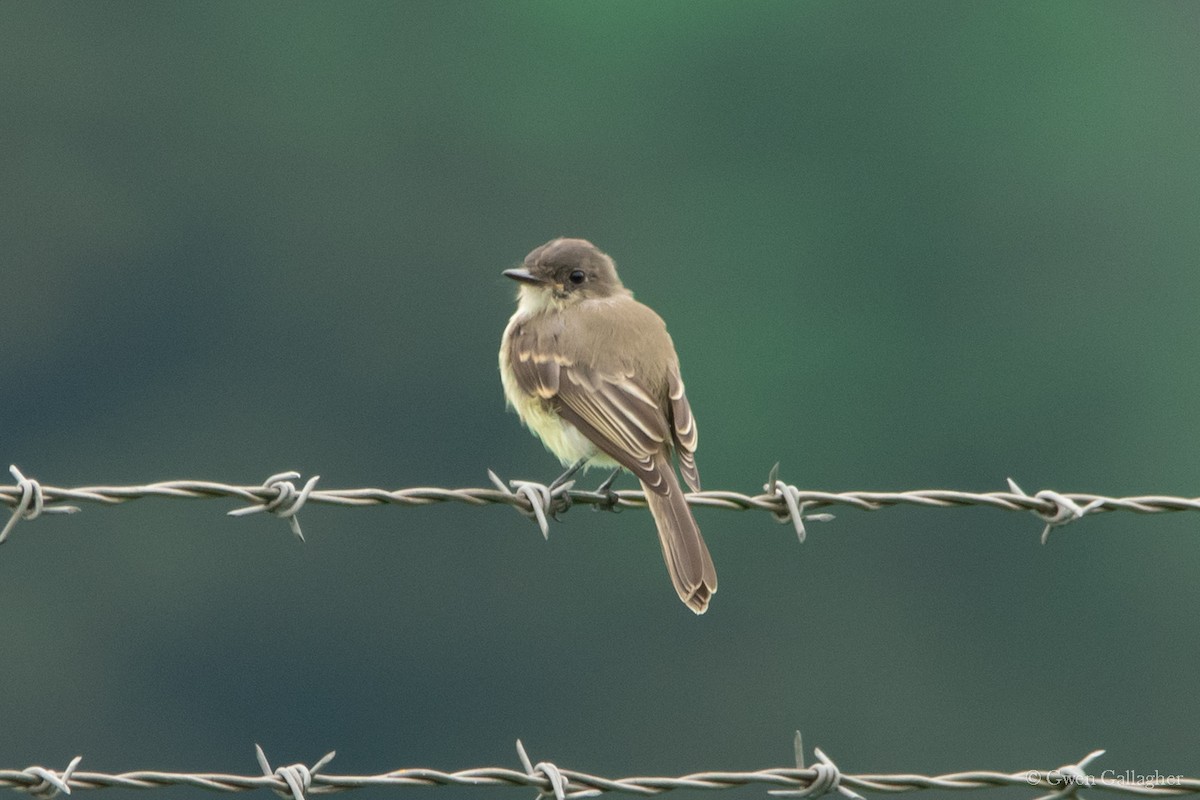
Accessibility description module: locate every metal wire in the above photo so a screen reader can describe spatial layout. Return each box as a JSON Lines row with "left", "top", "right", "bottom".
{"left": 3, "top": 460, "right": 1197, "bottom": 800}
{"left": 2, "top": 464, "right": 1198, "bottom": 544}
{"left": 1, "top": 738, "right": 1196, "bottom": 800}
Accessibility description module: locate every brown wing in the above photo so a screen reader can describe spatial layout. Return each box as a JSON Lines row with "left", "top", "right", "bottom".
{"left": 507, "top": 317, "right": 677, "bottom": 493}
{"left": 507, "top": 335, "right": 561, "bottom": 400}
{"left": 555, "top": 364, "right": 674, "bottom": 492}
{"left": 667, "top": 364, "right": 700, "bottom": 492}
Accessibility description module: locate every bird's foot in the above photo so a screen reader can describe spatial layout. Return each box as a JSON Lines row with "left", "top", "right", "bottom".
{"left": 591, "top": 467, "right": 623, "bottom": 514}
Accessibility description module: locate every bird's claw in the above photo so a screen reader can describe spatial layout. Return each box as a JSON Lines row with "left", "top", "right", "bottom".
{"left": 591, "top": 468, "right": 623, "bottom": 514}
{"left": 549, "top": 488, "right": 573, "bottom": 521}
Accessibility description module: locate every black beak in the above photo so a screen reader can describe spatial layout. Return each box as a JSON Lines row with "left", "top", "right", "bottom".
{"left": 502, "top": 268, "right": 545, "bottom": 285}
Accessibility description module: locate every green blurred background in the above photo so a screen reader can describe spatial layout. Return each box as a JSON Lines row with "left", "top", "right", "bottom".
{"left": 3, "top": 1, "right": 1198, "bottom": 795}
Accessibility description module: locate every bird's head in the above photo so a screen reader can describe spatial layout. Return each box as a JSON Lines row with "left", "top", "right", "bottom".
{"left": 504, "top": 238, "right": 626, "bottom": 310}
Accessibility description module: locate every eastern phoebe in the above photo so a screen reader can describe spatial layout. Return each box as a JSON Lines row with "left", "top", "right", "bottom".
{"left": 499, "top": 238, "right": 718, "bottom": 613}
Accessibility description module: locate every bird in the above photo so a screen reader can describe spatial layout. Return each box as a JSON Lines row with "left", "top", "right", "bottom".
{"left": 499, "top": 237, "right": 717, "bottom": 613}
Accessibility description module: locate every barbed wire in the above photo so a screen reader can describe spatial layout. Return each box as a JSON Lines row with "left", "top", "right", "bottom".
{"left": 2, "top": 737, "right": 1197, "bottom": 800}
{"left": 2, "top": 463, "right": 1198, "bottom": 546}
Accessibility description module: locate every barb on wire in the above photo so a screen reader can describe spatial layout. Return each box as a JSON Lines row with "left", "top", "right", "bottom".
{"left": 488, "top": 470, "right": 575, "bottom": 539}
{"left": 1006, "top": 479, "right": 1106, "bottom": 544}
{"left": 765, "top": 464, "right": 835, "bottom": 544}
{"left": 1, "top": 737, "right": 1197, "bottom": 799}
{"left": 1030, "top": 750, "right": 1107, "bottom": 800}
{"left": 516, "top": 740, "right": 573, "bottom": 800}
{"left": 228, "top": 472, "right": 320, "bottom": 541}
{"left": 770, "top": 732, "right": 861, "bottom": 800}
{"left": 254, "top": 746, "right": 336, "bottom": 800}
{"left": 14, "top": 756, "right": 82, "bottom": 799}
{"left": 2, "top": 463, "right": 1199, "bottom": 547}
{"left": 0, "top": 466, "right": 79, "bottom": 545}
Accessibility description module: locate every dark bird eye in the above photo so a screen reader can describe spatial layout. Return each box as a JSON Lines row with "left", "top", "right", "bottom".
{"left": 568, "top": 270, "right": 585, "bottom": 285}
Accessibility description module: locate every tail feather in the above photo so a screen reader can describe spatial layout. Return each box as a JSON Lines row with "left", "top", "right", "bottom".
{"left": 643, "top": 460, "right": 717, "bottom": 614}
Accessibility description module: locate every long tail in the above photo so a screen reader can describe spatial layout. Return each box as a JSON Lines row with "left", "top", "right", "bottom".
{"left": 642, "top": 462, "right": 718, "bottom": 614}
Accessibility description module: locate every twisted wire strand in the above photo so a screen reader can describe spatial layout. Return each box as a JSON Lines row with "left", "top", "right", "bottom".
{"left": 6, "top": 477, "right": 1200, "bottom": 517}
{"left": 1, "top": 746, "right": 1197, "bottom": 800}
{"left": 2, "top": 463, "right": 1198, "bottom": 545}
